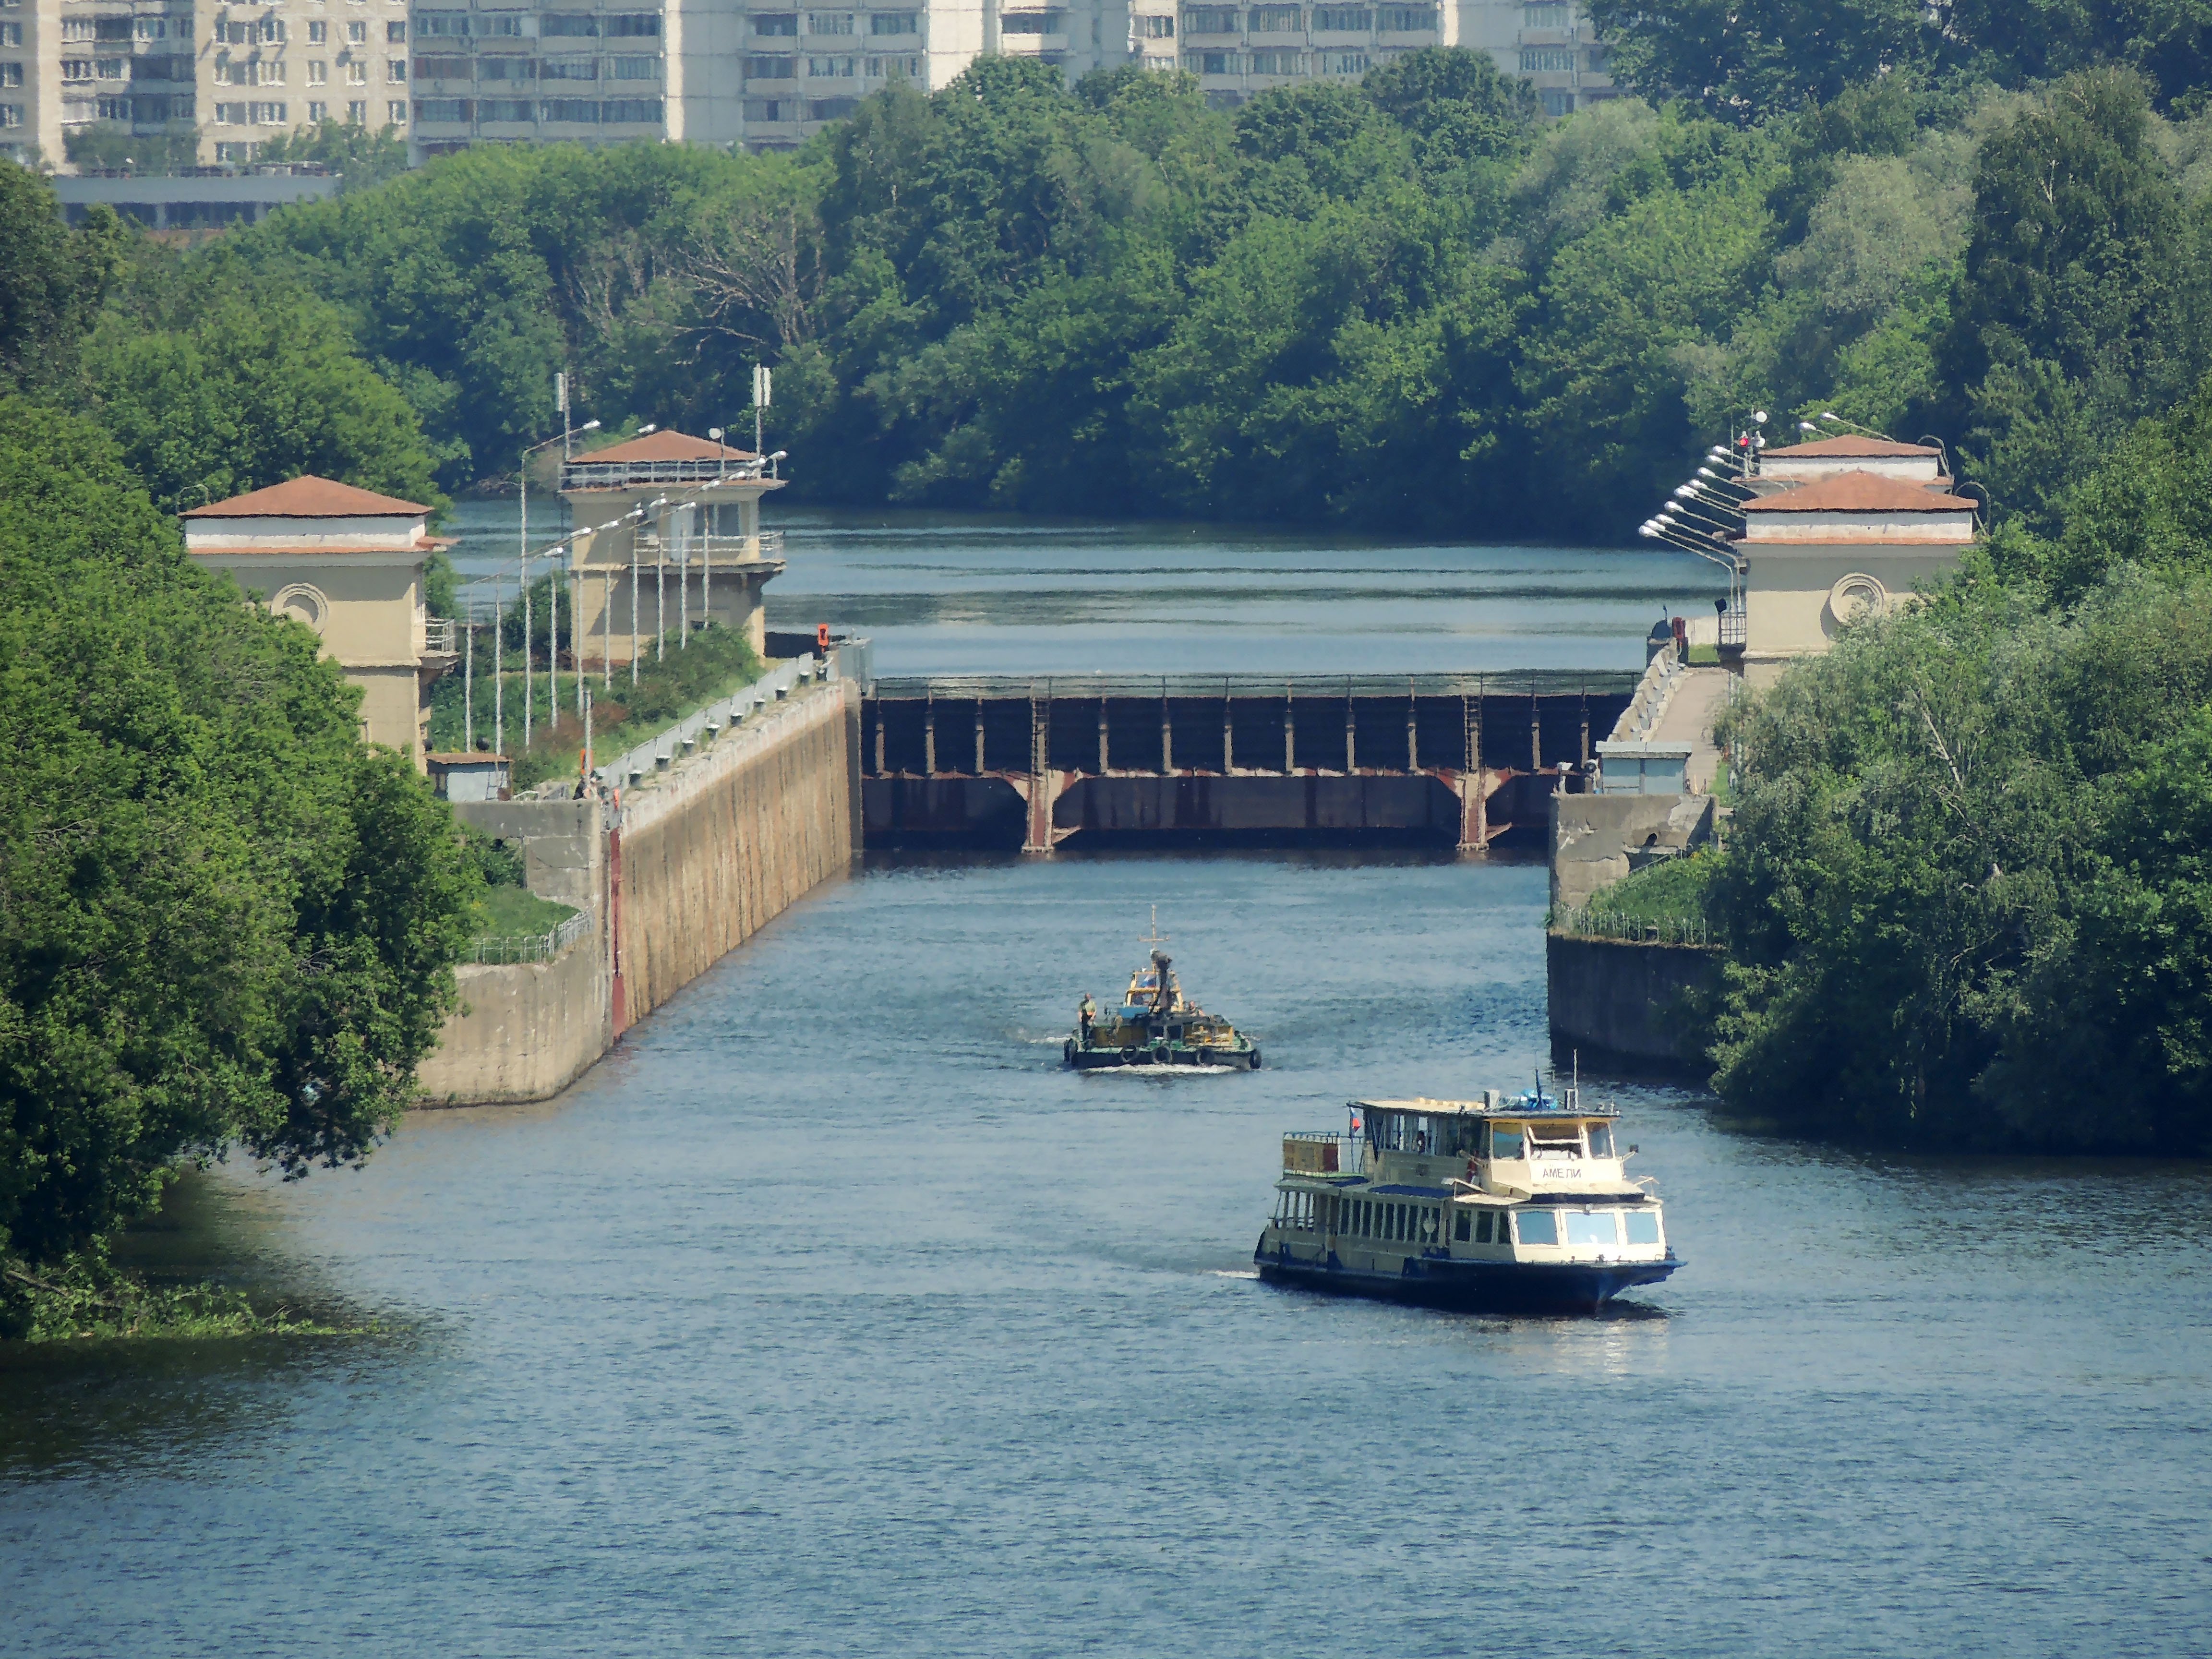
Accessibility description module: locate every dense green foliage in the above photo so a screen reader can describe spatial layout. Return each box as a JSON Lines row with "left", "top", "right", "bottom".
{"left": 0, "top": 403, "right": 479, "bottom": 1298}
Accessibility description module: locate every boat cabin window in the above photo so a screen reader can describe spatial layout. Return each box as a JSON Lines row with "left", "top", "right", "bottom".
{"left": 1475, "top": 1211, "right": 1494, "bottom": 1244}
{"left": 1454, "top": 1210, "right": 1470, "bottom": 1241}
{"left": 1527, "top": 1122, "right": 1584, "bottom": 1155}
{"left": 1512, "top": 1210, "right": 1557, "bottom": 1246}
{"left": 1623, "top": 1209, "right": 1660, "bottom": 1245}
{"left": 1563, "top": 1211, "right": 1618, "bottom": 1246}
{"left": 1486, "top": 1123, "right": 1526, "bottom": 1160}
{"left": 1585, "top": 1121, "right": 1616, "bottom": 1157}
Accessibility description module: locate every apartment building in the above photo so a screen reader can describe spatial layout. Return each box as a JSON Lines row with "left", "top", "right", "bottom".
{"left": 0, "top": 0, "right": 1608, "bottom": 172}
{"left": 1154, "top": 0, "right": 1611, "bottom": 114}
{"left": 0, "top": 0, "right": 412, "bottom": 168}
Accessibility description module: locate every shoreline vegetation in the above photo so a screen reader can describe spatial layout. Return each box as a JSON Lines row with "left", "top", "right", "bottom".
{"left": 0, "top": 1251, "right": 361, "bottom": 1346}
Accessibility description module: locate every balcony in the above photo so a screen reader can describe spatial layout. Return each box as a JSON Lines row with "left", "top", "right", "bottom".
{"left": 561, "top": 456, "right": 777, "bottom": 489}
{"left": 622, "top": 529, "right": 787, "bottom": 566}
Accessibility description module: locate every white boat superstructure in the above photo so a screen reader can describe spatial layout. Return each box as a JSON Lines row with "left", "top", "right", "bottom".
{"left": 1256, "top": 1086, "right": 1682, "bottom": 1312}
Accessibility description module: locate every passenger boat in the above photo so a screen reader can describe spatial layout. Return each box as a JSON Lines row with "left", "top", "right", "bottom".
{"left": 1065, "top": 946, "right": 1260, "bottom": 1070}
{"left": 1255, "top": 1085, "right": 1681, "bottom": 1312}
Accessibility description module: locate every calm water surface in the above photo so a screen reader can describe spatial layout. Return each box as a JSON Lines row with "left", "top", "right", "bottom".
{"left": 4, "top": 514, "right": 2205, "bottom": 1656}
{"left": 442, "top": 500, "right": 1727, "bottom": 676}
{"left": 3, "top": 853, "right": 2209, "bottom": 1657}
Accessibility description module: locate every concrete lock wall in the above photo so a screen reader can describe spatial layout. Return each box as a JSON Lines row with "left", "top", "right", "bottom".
{"left": 1546, "top": 932, "right": 1723, "bottom": 1071}
{"left": 417, "top": 937, "right": 615, "bottom": 1106}
{"left": 419, "top": 678, "right": 860, "bottom": 1105}
{"left": 1550, "top": 791, "right": 1718, "bottom": 910}
{"left": 614, "top": 679, "right": 861, "bottom": 1026}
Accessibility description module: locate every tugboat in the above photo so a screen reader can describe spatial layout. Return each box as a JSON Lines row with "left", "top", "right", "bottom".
{"left": 1065, "top": 914, "right": 1261, "bottom": 1070}
{"left": 1254, "top": 1078, "right": 1680, "bottom": 1312}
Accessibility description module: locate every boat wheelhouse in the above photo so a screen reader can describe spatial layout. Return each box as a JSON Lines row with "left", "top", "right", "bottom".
{"left": 1256, "top": 1087, "right": 1681, "bottom": 1312}
{"left": 1066, "top": 948, "right": 1260, "bottom": 1070}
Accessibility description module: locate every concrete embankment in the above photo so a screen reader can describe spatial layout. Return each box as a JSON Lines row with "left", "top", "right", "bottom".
{"left": 419, "top": 677, "right": 861, "bottom": 1106}
{"left": 1546, "top": 931, "right": 1722, "bottom": 1073}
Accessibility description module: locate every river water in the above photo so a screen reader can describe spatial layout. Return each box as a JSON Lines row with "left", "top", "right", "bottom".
{"left": 4, "top": 521, "right": 2209, "bottom": 1657}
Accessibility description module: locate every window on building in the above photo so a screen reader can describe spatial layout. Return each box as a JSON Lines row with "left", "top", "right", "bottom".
{"left": 95, "top": 56, "right": 125, "bottom": 78}
{"left": 1523, "top": 1, "right": 1569, "bottom": 22}
{"left": 541, "top": 55, "right": 598, "bottom": 78}
{"left": 604, "top": 96, "right": 660, "bottom": 119}
{"left": 752, "top": 12, "right": 799, "bottom": 33}
{"left": 346, "top": 99, "right": 367, "bottom": 121}
{"left": 1248, "top": 44, "right": 1299, "bottom": 70}
{"left": 307, "top": 18, "right": 327, "bottom": 41}
{"left": 61, "top": 18, "right": 93, "bottom": 41}
{"left": 807, "top": 11, "right": 854, "bottom": 31}
{"left": 348, "top": 20, "right": 368, "bottom": 42}
{"left": 388, "top": 98, "right": 407, "bottom": 121}
{"left": 1186, "top": 47, "right": 1237, "bottom": 71}
{"left": 387, "top": 57, "right": 407, "bottom": 80}
{"left": 251, "top": 98, "right": 287, "bottom": 122}
{"left": 1182, "top": 7, "right": 1237, "bottom": 33}
{"left": 1318, "top": 48, "right": 1366, "bottom": 71}
{"left": 1539, "top": 87, "right": 1572, "bottom": 115}
{"left": 414, "top": 12, "right": 468, "bottom": 35}
{"left": 478, "top": 54, "right": 534, "bottom": 77}
{"left": 1000, "top": 10, "right": 1064, "bottom": 33}
{"left": 540, "top": 95, "right": 600, "bottom": 119}
{"left": 1311, "top": 4, "right": 1369, "bottom": 25}
{"left": 213, "top": 140, "right": 256, "bottom": 159}
{"left": 0, "top": 63, "right": 18, "bottom": 87}
{"left": 611, "top": 54, "right": 659, "bottom": 77}
{"left": 805, "top": 54, "right": 854, "bottom": 74}
{"left": 867, "top": 10, "right": 918, "bottom": 33}
{"left": 1376, "top": 4, "right": 1433, "bottom": 26}
{"left": 347, "top": 60, "right": 367, "bottom": 83}
{"left": 864, "top": 52, "right": 919, "bottom": 75}
{"left": 1518, "top": 45, "right": 1570, "bottom": 70}
{"left": 94, "top": 15, "right": 132, "bottom": 40}
{"left": 540, "top": 13, "right": 598, "bottom": 33}
{"left": 308, "top": 97, "right": 328, "bottom": 118}
{"left": 1248, "top": 4, "right": 1300, "bottom": 28}
{"left": 744, "top": 53, "right": 795, "bottom": 76}
{"left": 133, "top": 17, "right": 167, "bottom": 39}
{"left": 743, "top": 95, "right": 791, "bottom": 119}
{"left": 805, "top": 95, "right": 855, "bottom": 119}
{"left": 413, "top": 55, "right": 466, "bottom": 78}
{"left": 412, "top": 95, "right": 464, "bottom": 119}
{"left": 1134, "top": 14, "right": 1173, "bottom": 35}
{"left": 481, "top": 14, "right": 531, "bottom": 36}
{"left": 480, "top": 95, "right": 533, "bottom": 118}
{"left": 605, "top": 14, "right": 660, "bottom": 35}
{"left": 0, "top": 21, "right": 17, "bottom": 46}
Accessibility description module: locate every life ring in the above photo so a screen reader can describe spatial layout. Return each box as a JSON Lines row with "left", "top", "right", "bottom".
{"left": 1249, "top": 1049, "right": 1263, "bottom": 1070}
{"left": 1153, "top": 1045, "right": 1171, "bottom": 1066}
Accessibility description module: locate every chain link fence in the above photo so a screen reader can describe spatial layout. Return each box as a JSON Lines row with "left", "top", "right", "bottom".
{"left": 465, "top": 908, "right": 594, "bottom": 965}
{"left": 1548, "top": 906, "right": 1714, "bottom": 948}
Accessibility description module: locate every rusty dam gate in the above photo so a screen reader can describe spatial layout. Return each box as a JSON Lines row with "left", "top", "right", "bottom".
{"left": 861, "top": 673, "right": 1636, "bottom": 851}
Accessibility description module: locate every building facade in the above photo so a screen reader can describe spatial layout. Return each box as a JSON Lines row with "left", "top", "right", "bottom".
{"left": 2, "top": 0, "right": 1610, "bottom": 172}
{"left": 182, "top": 475, "right": 457, "bottom": 762}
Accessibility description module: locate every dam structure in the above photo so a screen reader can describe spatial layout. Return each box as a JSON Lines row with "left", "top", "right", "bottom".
{"left": 861, "top": 673, "right": 1636, "bottom": 851}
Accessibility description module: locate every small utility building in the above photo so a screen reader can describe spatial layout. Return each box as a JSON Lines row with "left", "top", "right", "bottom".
{"left": 183, "top": 477, "right": 457, "bottom": 764}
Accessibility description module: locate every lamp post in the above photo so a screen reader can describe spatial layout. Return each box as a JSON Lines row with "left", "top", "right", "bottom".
{"left": 520, "top": 421, "right": 599, "bottom": 750}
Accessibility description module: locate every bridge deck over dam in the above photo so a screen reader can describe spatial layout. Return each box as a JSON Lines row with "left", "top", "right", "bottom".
{"left": 862, "top": 672, "right": 1637, "bottom": 850}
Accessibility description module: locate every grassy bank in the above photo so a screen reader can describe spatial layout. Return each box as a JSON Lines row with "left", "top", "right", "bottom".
{"left": 1, "top": 1252, "right": 355, "bottom": 1344}
{"left": 428, "top": 625, "right": 766, "bottom": 792}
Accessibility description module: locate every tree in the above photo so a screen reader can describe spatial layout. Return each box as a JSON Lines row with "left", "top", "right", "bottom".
{"left": 0, "top": 399, "right": 477, "bottom": 1271}
{"left": 0, "top": 164, "right": 126, "bottom": 391}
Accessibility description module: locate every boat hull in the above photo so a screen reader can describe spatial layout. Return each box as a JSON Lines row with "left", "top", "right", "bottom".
{"left": 1067, "top": 1039, "right": 1260, "bottom": 1070}
{"left": 1254, "top": 1241, "right": 1680, "bottom": 1314}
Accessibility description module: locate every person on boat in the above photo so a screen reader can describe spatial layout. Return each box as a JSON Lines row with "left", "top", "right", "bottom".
{"left": 1078, "top": 993, "right": 1095, "bottom": 1043}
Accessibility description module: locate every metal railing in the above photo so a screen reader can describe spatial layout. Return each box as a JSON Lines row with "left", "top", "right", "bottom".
{"left": 465, "top": 907, "right": 594, "bottom": 964}
{"left": 421, "top": 616, "right": 458, "bottom": 655}
{"left": 870, "top": 669, "right": 1642, "bottom": 701}
{"left": 1548, "top": 906, "right": 1715, "bottom": 947}
{"left": 560, "top": 457, "right": 779, "bottom": 489}
{"left": 595, "top": 642, "right": 874, "bottom": 792}
{"left": 627, "top": 530, "right": 786, "bottom": 565}
{"left": 1282, "top": 1132, "right": 1364, "bottom": 1176}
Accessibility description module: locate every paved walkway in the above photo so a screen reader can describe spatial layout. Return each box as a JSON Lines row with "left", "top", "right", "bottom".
{"left": 1649, "top": 666, "right": 1734, "bottom": 793}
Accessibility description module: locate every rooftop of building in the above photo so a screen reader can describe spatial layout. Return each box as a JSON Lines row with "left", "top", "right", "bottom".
{"left": 1761, "top": 434, "right": 1943, "bottom": 459}
{"left": 182, "top": 476, "right": 430, "bottom": 518}
{"left": 577, "top": 430, "right": 759, "bottom": 466}
{"left": 1741, "top": 470, "right": 1978, "bottom": 514}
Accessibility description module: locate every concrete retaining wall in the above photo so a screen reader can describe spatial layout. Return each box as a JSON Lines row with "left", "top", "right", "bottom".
{"left": 418, "top": 677, "right": 860, "bottom": 1105}
{"left": 417, "top": 935, "right": 614, "bottom": 1106}
{"left": 1546, "top": 932, "right": 1723, "bottom": 1071}
{"left": 614, "top": 678, "right": 860, "bottom": 1026}
{"left": 1550, "top": 792, "right": 1718, "bottom": 910}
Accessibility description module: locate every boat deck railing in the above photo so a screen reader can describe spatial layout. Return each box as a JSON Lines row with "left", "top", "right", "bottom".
{"left": 1283, "top": 1132, "right": 1364, "bottom": 1177}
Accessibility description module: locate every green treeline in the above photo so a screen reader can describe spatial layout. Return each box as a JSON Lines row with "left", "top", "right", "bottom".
{"left": 14, "top": 50, "right": 2212, "bottom": 537}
